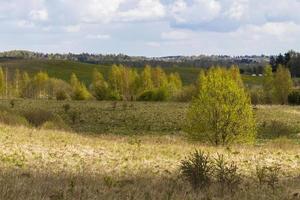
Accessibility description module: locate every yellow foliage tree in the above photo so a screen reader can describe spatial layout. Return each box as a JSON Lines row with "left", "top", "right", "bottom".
{"left": 186, "top": 67, "right": 256, "bottom": 145}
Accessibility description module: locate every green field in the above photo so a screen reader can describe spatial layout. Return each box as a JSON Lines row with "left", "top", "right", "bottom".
{"left": 0, "top": 101, "right": 300, "bottom": 199}
{"left": 0, "top": 59, "right": 263, "bottom": 86}
{"left": 0, "top": 100, "right": 300, "bottom": 139}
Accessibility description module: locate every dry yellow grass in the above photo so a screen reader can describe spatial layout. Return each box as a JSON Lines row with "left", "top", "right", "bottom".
{"left": 1, "top": 124, "right": 300, "bottom": 199}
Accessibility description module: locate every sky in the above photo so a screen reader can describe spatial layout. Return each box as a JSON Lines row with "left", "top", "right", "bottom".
{"left": 0, "top": 0, "right": 300, "bottom": 56}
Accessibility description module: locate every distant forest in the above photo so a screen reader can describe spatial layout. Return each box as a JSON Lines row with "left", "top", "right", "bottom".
{"left": 0, "top": 50, "right": 300, "bottom": 77}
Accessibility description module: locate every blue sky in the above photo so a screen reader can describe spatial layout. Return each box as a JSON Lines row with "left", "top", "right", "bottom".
{"left": 0, "top": 0, "right": 300, "bottom": 56}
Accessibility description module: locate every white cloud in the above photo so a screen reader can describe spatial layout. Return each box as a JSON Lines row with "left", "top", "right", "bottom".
{"left": 29, "top": 9, "right": 48, "bottom": 21}
{"left": 119, "top": 0, "right": 165, "bottom": 21}
{"left": 170, "top": 0, "right": 221, "bottom": 24}
{"left": 64, "top": 25, "right": 81, "bottom": 33}
{"left": 86, "top": 34, "right": 111, "bottom": 40}
{"left": 232, "top": 22, "right": 300, "bottom": 39}
{"left": 226, "top": 0, "right": 248, "bottom": 20}
{"left": 76, "top": 0, "right": 124, "bottom": 23}
{"left": 17, "top": 20, "right": 35, "bottom": 28}
{"left": 161, "top": 30, "right": 190, "bottom": 40}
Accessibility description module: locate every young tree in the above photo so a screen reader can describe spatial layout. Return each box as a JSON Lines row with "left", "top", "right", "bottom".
{"left": 13, "top": 69, "right": 21, "bottom": 97}
{"left": 20, "top": 72, "right": 31, "bottom": 98}
{"left": 186, "top": 67, "right": 256, "bottom": 145}
{"left": 70, "top": 73, "right": 91, "bottom": 100}
{"left": 262, "top": 65, "right": 274, "bottom": 104}
{"left": 108, "top": 65, "right": 122, "bottom": 99}
{"left": 167, "top": 72, "right": 183, "bottom": 98}
{"left": 33, "top": 71, "right": 49, "bottom": 98}
{"left": 152, "top": 66, "right": 168, "bottom": 88}
{"left": 229, "top": 65, "right": 244, "bottom": 87}
{"left": 140, "top": 65, "right": 153, "bottom": 91}
{"left": 90, "top": 69, "right": 109, "bottom": 100}
{"left": 273, "top": 65, "right": 293, "bottom": 104}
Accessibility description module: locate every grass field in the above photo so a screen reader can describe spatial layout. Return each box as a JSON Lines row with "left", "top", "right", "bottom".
{"left": 0, "top": 58, "right": 263, "bottom": 86}
{"left": 1, "top": 123, "right": 300, "bottom": 199}
{"left": 0, "top": 101, "right": 300, "bottom": 199}
{"left": 0, "top": 100, "right": 300, "bottom": 139}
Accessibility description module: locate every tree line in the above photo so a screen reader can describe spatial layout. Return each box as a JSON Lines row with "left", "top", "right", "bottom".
{"left": 0, "top": 63, "right": 297, "bottom": 105}
{"left": 0, "top": 65, "right": 182, "bottom": 101}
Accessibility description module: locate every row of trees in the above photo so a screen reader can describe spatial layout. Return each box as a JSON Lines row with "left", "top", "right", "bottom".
{"left": 0, "top": 63, "right": 296, "bottom": 105}
{"left": 0, "top": 65, "right": 183, "bottom": 101}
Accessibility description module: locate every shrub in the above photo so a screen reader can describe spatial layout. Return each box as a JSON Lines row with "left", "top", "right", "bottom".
{"left": 138, "top": 88, "right": 169, "bottom": 101}
{"left": 71, "top": 83, "right": 91, "bottom": 100}
{"left": 186, "top": 67, "right": 256, "bottom": 145}
{"left": 138, "top": 90, "right": 156, "bottom": 101}
{"left": 154, "top": 87, "right": 169, "bottom": 101}
{"left": 69, "top": 111, "right": 81, "bottom": 124}
{"left": 288, "top": 90, "right": 300, "bottom": 105}
{"left": 213, "top": 154, "right": 241, "bottom": 195}
{"left": 174, "top": 85, "right": 197, "bottom": 102}
{"left": 256, "top": 165, "right": 280, "bottom": 191}
{"left": 63, "top": 104, "right": 71, "bottom": 113}
{"left": 22, "top": 109, "right": 54, "bottom": 127}
{"left": 10, "top": 100, "right": 15, "bottom": 108}
{"left": 41, "top": 116, "right": 70, "bottom": 131}
{"left": 0, "top": 111, "right": 28, "bottom": 126}
{"left": 248, "top": 88, "right": 265, "bottom": 105}
{"left": 258, "top": 120, "right": 296, "bottom": 139}
{"left": 180, "top": 150, "right": 212, "bottom": 190}
{"left": 56, "top": 90, "right": 69, "bottom": 101}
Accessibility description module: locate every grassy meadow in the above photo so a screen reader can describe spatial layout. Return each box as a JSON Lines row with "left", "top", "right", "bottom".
{"left": 0, "top": 100, "right": 300, "bottom": 199}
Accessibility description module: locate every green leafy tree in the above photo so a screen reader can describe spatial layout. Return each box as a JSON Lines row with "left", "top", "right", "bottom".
{"left": 108, "top": 65, "right": 122, "bottom": 99}
{"left": 229, "top": 65, "right": 244, "bottom": 87}
{"left": 273, "top": 65, "right": 293, "bottom": 104}
{"left": 168, "top": 72, "right": 182, "bottom": 91}
{"left": 33, "top": 71, "right": 49, "bottom": 98}
{"left": 262, "top": 65, "right": 274, "bottom": 104}
{"left": 152, "top": 66, "right": 168, "bottom": 88}
{"left": 186, "top": 67, "right": 256, "bottom": 145}
{"left": 20, "top": 72, "right": 31, "bottom": 98}
{"left": 90, "top": 69, "right": 109, "bottom": 100}
{"left": 140, "top": 65, "right": 153, "bottom": 91}
{"left": 70, "top": 73, "right": 91, "bottom": 100}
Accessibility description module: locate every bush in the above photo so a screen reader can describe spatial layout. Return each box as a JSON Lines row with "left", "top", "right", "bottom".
{"left": 41, "top": 116, "right": 70, "bottom": 131}
{"left": 10, "top": 100, "right": 15, "bottom": 108}
{"left": 258, "top": 120, "right": 296, "bottom": 139}
{"left": 256, "top": 165, "right": 280, "bottom": 191}
{"left": 71, "top": 83, "right": 91, "bottom": 100}
{"left": 249, "top": 88, "right": 265, "bottom": 105}
{"left": 180, "top": 150, "right": 212, "bottom": 190}
{"left": 69, "top": 111, "right": 81, "bottom": 124}
{"left": 138, "top": 90, "right": 156, "bottom": 101}
{"left": 174, "top": 85, "right": 197, "bottom": 102}
{"left": 138, "top": 88, "right": 169, "bottom": 101}
{"left": 56, "top": 90, "right": 69, "bottom": 101}
{"left": 63, "top": 104, "right": 71, "bottom": 113}
{"left": 22, "top": 109, "right": 54, "bottom": 127}
{"left": 186, "top": 68, "right": 256, "bottom": 145}
{"left": 0, "top": 111, "right": 29, "bottom": 126}
{"left": 288, "top": 90, "right": 300, "bottom": 105}
{"left": 214, "top": 154, "right": 240, "bottom": 195}
{"left": 154, "top": 87, "right": 169, "bottom": 101}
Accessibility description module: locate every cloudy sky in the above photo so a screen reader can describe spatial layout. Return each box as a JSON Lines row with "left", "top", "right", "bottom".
{"left": 0, "top": 0, "right": 300, "bottom": 56}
